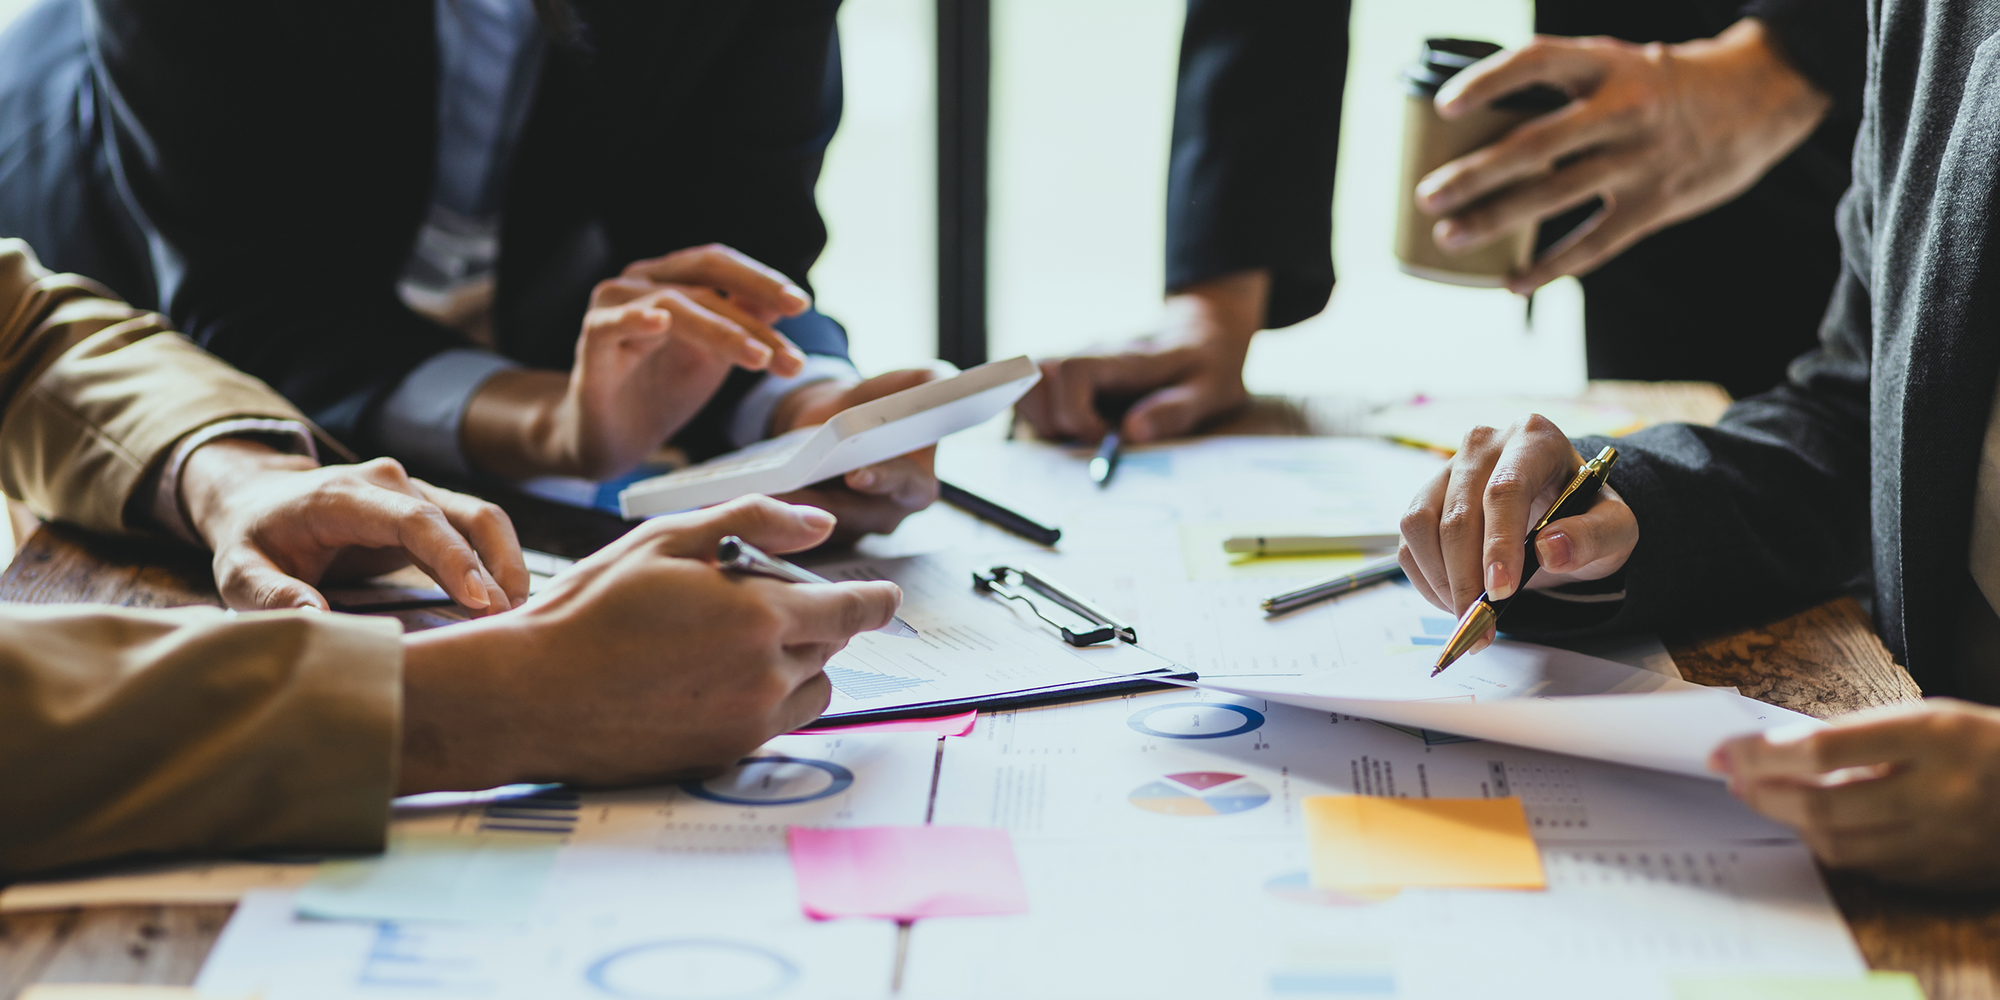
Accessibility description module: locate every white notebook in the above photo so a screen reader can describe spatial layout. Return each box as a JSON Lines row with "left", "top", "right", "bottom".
{"left": 617, "top": 355, "right": 1040, "bottom": 518}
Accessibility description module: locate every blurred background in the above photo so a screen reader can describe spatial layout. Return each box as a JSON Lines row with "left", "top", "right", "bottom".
{"left": 817, "top": 0, "right": 1582, "bottom": 401}
{"left": 0, "top": 0, "right": 1582, "bottom": 404}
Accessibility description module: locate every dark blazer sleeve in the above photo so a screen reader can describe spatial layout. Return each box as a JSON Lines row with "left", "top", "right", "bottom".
{"left": 1741, "top": 0, "right": 1869, "bottom": 122}
{"left": 1166, "top": 0, "right": 1349, "bottom": 330}
{"left": 1505, "top": 212, "right": 1877, "bottom": 640}
{"left": 85, "top": 0, "right": 461, "bottom": 448}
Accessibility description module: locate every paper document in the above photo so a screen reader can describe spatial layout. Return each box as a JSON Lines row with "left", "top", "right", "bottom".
{"left": 1206, "top": 651, "right": 1818, "bottom": 779}
{"left": 199, "top": 733, "right": 937, "bottom": 999}
{"left": 905, "top": 690, "right": 1864, "bottom": 1000}
{"left": 806, "top": 553, "right": 1183, "bottom": 719}
{"left": 787, "top": 826, "right": 1029, "bottom": 920}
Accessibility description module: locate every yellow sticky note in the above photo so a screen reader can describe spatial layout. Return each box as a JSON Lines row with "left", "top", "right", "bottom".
{"left": 1671, "top": 972, "right": 1926, "bottom": 1000}
{"left": 1304, "top": 795, "right": 1545, "bottom": 891}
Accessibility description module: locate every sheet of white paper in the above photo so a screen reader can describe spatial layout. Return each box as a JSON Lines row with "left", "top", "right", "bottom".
{"left": 805, "top": 554, "right": 1182, "bottom": 718}
{"left": 1207, "top": 660, "right": 1819, "bottom": 779}
{"left": 905, "top": 690, "right": 1862, "bottom": 1000}
{"left": 901, "top": 839, "right": 1863, "bottom": 1000}
{"left": 198, "top": 733, "right": 935, "bottom": 1000}
{"left": 933, "top": 689, "right": 1794, "bottom": 845}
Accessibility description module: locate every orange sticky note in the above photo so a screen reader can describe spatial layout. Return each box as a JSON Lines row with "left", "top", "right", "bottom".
{"left": 1303, "top": 796, "right": 1545, "bottom": 892}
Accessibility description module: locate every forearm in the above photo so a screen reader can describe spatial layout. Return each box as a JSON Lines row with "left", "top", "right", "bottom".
{"left": 0, "top": 606, "right": 401, "bottom": 877}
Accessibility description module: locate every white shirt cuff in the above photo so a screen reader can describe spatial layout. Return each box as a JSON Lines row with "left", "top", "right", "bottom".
{"left": 154, "top": 418, "right": 318, "bottom": 546}
{"left": 373, "top": 348, "right": 523, "bottom": 477}
{"left": 729, "top": 355, "right": 860, "bottom": 449}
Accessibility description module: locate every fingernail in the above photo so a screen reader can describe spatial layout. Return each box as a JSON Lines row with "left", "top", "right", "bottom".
{"left": 1537, "top": 530, "right": 1573, "bottom": 571}
{"left": 296, "top": 601, "right": 323, "bottom": 613}
{"left": 800, "top": 507, "right": 835, "bottom": 529}
{"left": 1434, "top": 220, "right": 1467, "bottom": 249}
{"left": 850, "top": 469, "right": 877, "bottom": 488}
{"left": 462, "top": 570, "right": 491, "bottom": 609}
{"left": 1485, "top": 562, "right": 1514, "bottom": 600}
{"left": 1414, "top": 176, "right": 1445, "bottom": 208}
{"left": 783, "top": 284, "right": 810, "bottom": 307}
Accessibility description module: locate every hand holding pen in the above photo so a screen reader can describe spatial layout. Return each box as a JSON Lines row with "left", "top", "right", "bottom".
{"left": 1397, "top": 417, "right": 1640, "bottom": 668}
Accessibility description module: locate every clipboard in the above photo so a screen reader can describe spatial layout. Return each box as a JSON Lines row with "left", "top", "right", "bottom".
{"left": 809, "top": 562, "right": 1197, "bottom": 726}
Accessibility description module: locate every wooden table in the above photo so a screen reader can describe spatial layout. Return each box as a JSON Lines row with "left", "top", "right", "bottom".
{"left": 4, "top": 386, "right": 1999, "bottom": 999}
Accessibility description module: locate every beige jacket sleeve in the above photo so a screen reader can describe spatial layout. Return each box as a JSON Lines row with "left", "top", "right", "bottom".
{"left": 0, "top": 605, "right": 402, "bottom": 877}
{"left": 0, "top": 240, "right": 405, "bottom": 877}
{"left": 0, "top": 238, "right": 320, "bottom": 534}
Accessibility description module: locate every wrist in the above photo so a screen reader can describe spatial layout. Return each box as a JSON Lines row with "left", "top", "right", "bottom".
{"left": 398, "top": 618, "right": 538, "bottom": 794}
{"left": 462, "top": 368, "right": 574, "bottom": 479}
{"left": 1163, "top": 269, "right": 1269, "bottom": 362}
{"left": 770, "top": 377, "right": 860, "bottom": 435}
{"left": 1675, "top": 18, "right": 1831, "bottom": 132}
{"left": 181, "top": 438, "right": 317, "bottom": 549}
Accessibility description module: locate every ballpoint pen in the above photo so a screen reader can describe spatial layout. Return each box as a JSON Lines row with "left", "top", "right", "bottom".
{"left": 1088, "top": 394, "right": 1138, "bottom": 488}
{"left": 1431, "top": 445, "right": 1620, "bottom": 675}
{"left": 939, "top": 480, "right": 1062, "bottom": 546}
{"left": 716, "top": 535, "right": 920, "bottom": 638}
{"left": 1259, "top": 556, "right": 1406, "bottom": 615}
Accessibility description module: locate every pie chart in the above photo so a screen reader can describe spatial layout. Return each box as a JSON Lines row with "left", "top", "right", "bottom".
{"left": 1129, "top": 771, "right": 1271, "bottom": 816}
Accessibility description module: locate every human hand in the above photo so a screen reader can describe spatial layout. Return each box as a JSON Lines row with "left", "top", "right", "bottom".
{"left": 396, "top": 496, "right": 904, "bottom": 792}
{"left": 768, "top": 368, "right": 943, "bottom": 541}
{"left": 462, "top": 244, "right": 813, "bottom": 480}
{"left": 1397, "top": 416, "right": 1637, "bottom": 651}
{"left": 180, "top": 439, "right": 527, "bottom": 615}
{"left": 1711, "top": 700, "right": 2000, "bottom": 889}
{"left": 1414, "top": 19, "right": 1832, "bottom": 294}
{"left": 1015, "top": 270, "right": 1267, "bottom": 443}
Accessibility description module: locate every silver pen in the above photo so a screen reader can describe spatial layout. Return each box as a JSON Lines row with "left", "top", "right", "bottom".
{"left": 716, "top": 536, "right": 920, "bottom": 638}
{"left": 1259, "top": 555, "right": 1406, "bottom": 615}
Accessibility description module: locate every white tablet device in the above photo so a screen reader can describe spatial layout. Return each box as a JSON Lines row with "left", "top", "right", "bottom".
{"left": 617, "top": 355, "right": 1041, "bottom": 519}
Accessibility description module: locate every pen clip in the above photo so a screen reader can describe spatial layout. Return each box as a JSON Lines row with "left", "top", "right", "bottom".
{"left": 972, "top": 566, "right": 1136, "bottom": 647}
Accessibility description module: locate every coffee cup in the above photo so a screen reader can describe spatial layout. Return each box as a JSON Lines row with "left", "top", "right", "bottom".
{"left": 1393, "top": 38, "right": 1568, "bottom": 287}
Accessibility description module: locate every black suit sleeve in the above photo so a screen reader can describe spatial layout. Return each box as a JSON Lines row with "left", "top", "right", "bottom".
{"left": 1504, "top": 218, "right": 1877, "bottom": 640}
{"left": 1166, "top": 0, "right": 1349, "bottom": 330}
{"left": 85, "top": 0, "right": 460, "bottom": 448}
{"left": 1741, "top": 0, "right": 1869, "bottom": 123}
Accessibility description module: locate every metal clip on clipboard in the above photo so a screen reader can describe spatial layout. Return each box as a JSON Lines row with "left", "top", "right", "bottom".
{"left": 972, "top": 566, "right": 1137, "bottom": 647}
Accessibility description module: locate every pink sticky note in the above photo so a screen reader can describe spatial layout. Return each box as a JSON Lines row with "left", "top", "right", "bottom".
{"left": 799, "top": 710, "right": 978, "bottom": 737}
{"left": 787, "top": 825, "right": 1029, "bottom": 920}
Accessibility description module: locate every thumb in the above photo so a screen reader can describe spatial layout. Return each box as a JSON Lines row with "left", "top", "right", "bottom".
{"left": 1123, "top": 383, "right": 1212, "bottom": 443}
{"left": 1532, "top": 487, "right": 1637, "bottom": 579}
{"left": 216, "top": 549, "right": 331, "bottom": 612}
{"left": 653, "top": 495, "right": 838, "bottom": 559}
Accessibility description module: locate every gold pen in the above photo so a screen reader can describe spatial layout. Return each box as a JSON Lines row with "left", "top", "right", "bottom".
{"left": 1432, "top": 445, "right": 1620, "bottom": 675}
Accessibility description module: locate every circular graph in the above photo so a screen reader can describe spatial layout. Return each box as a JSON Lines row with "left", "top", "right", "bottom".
{"left": 587, "top": 940, "right": 798, "bottom": 999}
{"left": 681, "top": 756, "right": 854, "bottom": 806}
{"left": 1128, "top": 702, "right": 1265, "bottom": 740}
{"left": 1129, "top": 771, "right": 1271, "bottom": 816}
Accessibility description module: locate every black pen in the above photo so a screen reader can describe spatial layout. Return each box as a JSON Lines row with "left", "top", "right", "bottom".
{"left": 939, "top": 481, "right": 1061, "bottom": 546}
{"left": 716, "top": 535, "right": 920, "bottom": 638}
{"left": 1432, "top": 445, "right": 1620, "bottom": 675}
{"left": 1089, "top": 395, "right": 1138, "bottom": 488}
